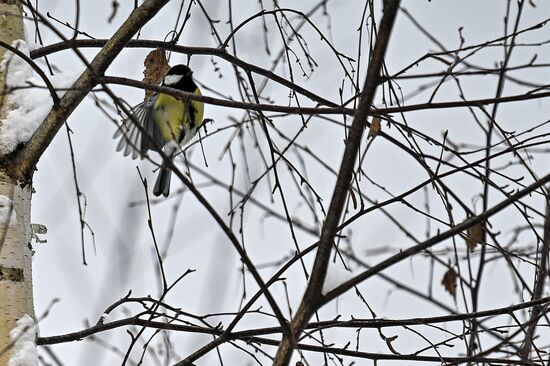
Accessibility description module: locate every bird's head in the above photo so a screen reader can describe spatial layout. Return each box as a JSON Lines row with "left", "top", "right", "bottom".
{"left": 162, "top": 64, "right": 194, "bottom": 87}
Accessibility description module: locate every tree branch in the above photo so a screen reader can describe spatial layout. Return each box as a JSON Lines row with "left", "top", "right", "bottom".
{"left": 272, "top": 2, "right": 401, "bottom": 365}
{"left": 519, "top": 186, "right": 550, "bottom": 358}
{"left": 3, "top": 0, "right": 169, "bottom": 182}
{"left": 30, "top": 38, "right": 340, "bottom": 109}
{"left": 322, "top": 170, "right": 550, "bottom": 304}
{"left": 30, "top": 39, "right": 550, "bottom": 117}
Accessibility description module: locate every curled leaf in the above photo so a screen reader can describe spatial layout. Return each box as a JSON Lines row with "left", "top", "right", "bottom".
{"left": 465, "top": 223, "right": 484, "bottom": 251}
{"left": 368, "top": 116, "right": 382, "bottom": 139}
{"left": 441, "top": 268, "right": 458, "bottom": 297}
{"left": 143, "top": 48, "right": 170, "bottom": 99}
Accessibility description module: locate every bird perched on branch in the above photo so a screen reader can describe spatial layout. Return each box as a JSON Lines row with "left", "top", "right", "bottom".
{"left": 114, "top": 64, "right": 204, "bottom": 197}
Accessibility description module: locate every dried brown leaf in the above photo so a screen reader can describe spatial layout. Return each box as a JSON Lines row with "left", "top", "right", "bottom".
{"left": 465, "top": 223, "right": 484, "bottom": 251}
{"left": 368, "top": 116, "right": 382, "bottom": 139}
{"left": 441, "top": 268, "right": 457, "bottom": 297}
{"left": 143, "top": 48, "right": 170, "bottom": 99}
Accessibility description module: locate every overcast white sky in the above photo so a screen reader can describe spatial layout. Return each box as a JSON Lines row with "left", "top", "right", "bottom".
{"left": 20, "top": 0, "right": 550, "bottom": 364}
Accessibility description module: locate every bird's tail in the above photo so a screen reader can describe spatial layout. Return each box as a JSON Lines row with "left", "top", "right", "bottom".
{"left": 153, "top": 164, "right": 172, "bottom": 197}
{"left": 153, "top": 142, "right": 178, "bottom": 197}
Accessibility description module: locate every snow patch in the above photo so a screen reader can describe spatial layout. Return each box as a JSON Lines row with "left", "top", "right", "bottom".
{"left": 0, "top": 40, "right": 82, "bottom": 155}
{"left": 0, "top": 195, "right": 17, "bottom": 226}
{"left": 8, "top": 314, "right": 38, "bottom": 366}
{"left": 322, "top": 261, "right": 354, "bottom": 295}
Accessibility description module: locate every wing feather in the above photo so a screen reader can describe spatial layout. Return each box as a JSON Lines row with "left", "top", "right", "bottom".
{"left": 113, "top": 96, "right": 165, "bottom": 159}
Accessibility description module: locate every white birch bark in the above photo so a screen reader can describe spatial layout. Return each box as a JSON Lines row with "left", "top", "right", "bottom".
{"left": 0, "top": 2, "right": 35, "bottom": 365}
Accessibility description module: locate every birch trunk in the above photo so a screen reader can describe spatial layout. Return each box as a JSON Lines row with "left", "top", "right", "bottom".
{"left": 0, "top": 1, "right": 35, "bottom": 365}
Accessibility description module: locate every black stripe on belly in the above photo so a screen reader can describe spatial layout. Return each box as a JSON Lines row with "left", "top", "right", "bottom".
{"left": 189, "top": 101, "right": 197, "bottom": 129}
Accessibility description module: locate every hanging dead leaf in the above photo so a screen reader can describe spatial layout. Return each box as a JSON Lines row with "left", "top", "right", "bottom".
{"left": 368, "top": 116, "right": 382, "bottom": 139}
{"left": 143, "top": 48, "right": 171, "bottom": 99}
{"left": 465, "top": 223, "right": 484, "bottom": 251}
{"left": 441, "top": 268, "right": 457, "bottom": 297}
{"left": 296, "top": 362, "right": 305, "bottom": 366}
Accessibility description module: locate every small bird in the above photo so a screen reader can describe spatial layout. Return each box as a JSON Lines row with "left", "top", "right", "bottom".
{"left": 114, "top": 64, "right": 204, "bottom": 197}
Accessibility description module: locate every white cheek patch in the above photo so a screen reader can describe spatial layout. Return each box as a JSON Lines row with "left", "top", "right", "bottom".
{"left": 164, "top": 74, "right": 183, "bottom": 85}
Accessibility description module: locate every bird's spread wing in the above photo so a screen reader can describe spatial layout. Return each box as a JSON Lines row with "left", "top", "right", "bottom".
{"left": 113, "top": 96, "right": 165, "bottom": 159}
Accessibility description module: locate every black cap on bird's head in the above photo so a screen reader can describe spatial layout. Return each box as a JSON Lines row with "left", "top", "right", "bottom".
{"left": 162, "top": 64, "right": 196, "bottom": 90}
{"left": 168, "top": 64, "right": 192, "bottom": 77}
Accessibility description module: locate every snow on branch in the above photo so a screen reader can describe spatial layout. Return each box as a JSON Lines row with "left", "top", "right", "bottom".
{"left": 0, "top": 40, "right": 80, "bottom": 155}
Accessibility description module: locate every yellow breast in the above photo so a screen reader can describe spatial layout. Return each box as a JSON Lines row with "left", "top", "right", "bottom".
{"left": 154, "top": 93, "right": 184, "bottom": 142}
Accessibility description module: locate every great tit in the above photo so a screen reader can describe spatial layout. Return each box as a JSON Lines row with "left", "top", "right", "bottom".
{"left": 114, "top": 64, "right": 204, "bottom": 197}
